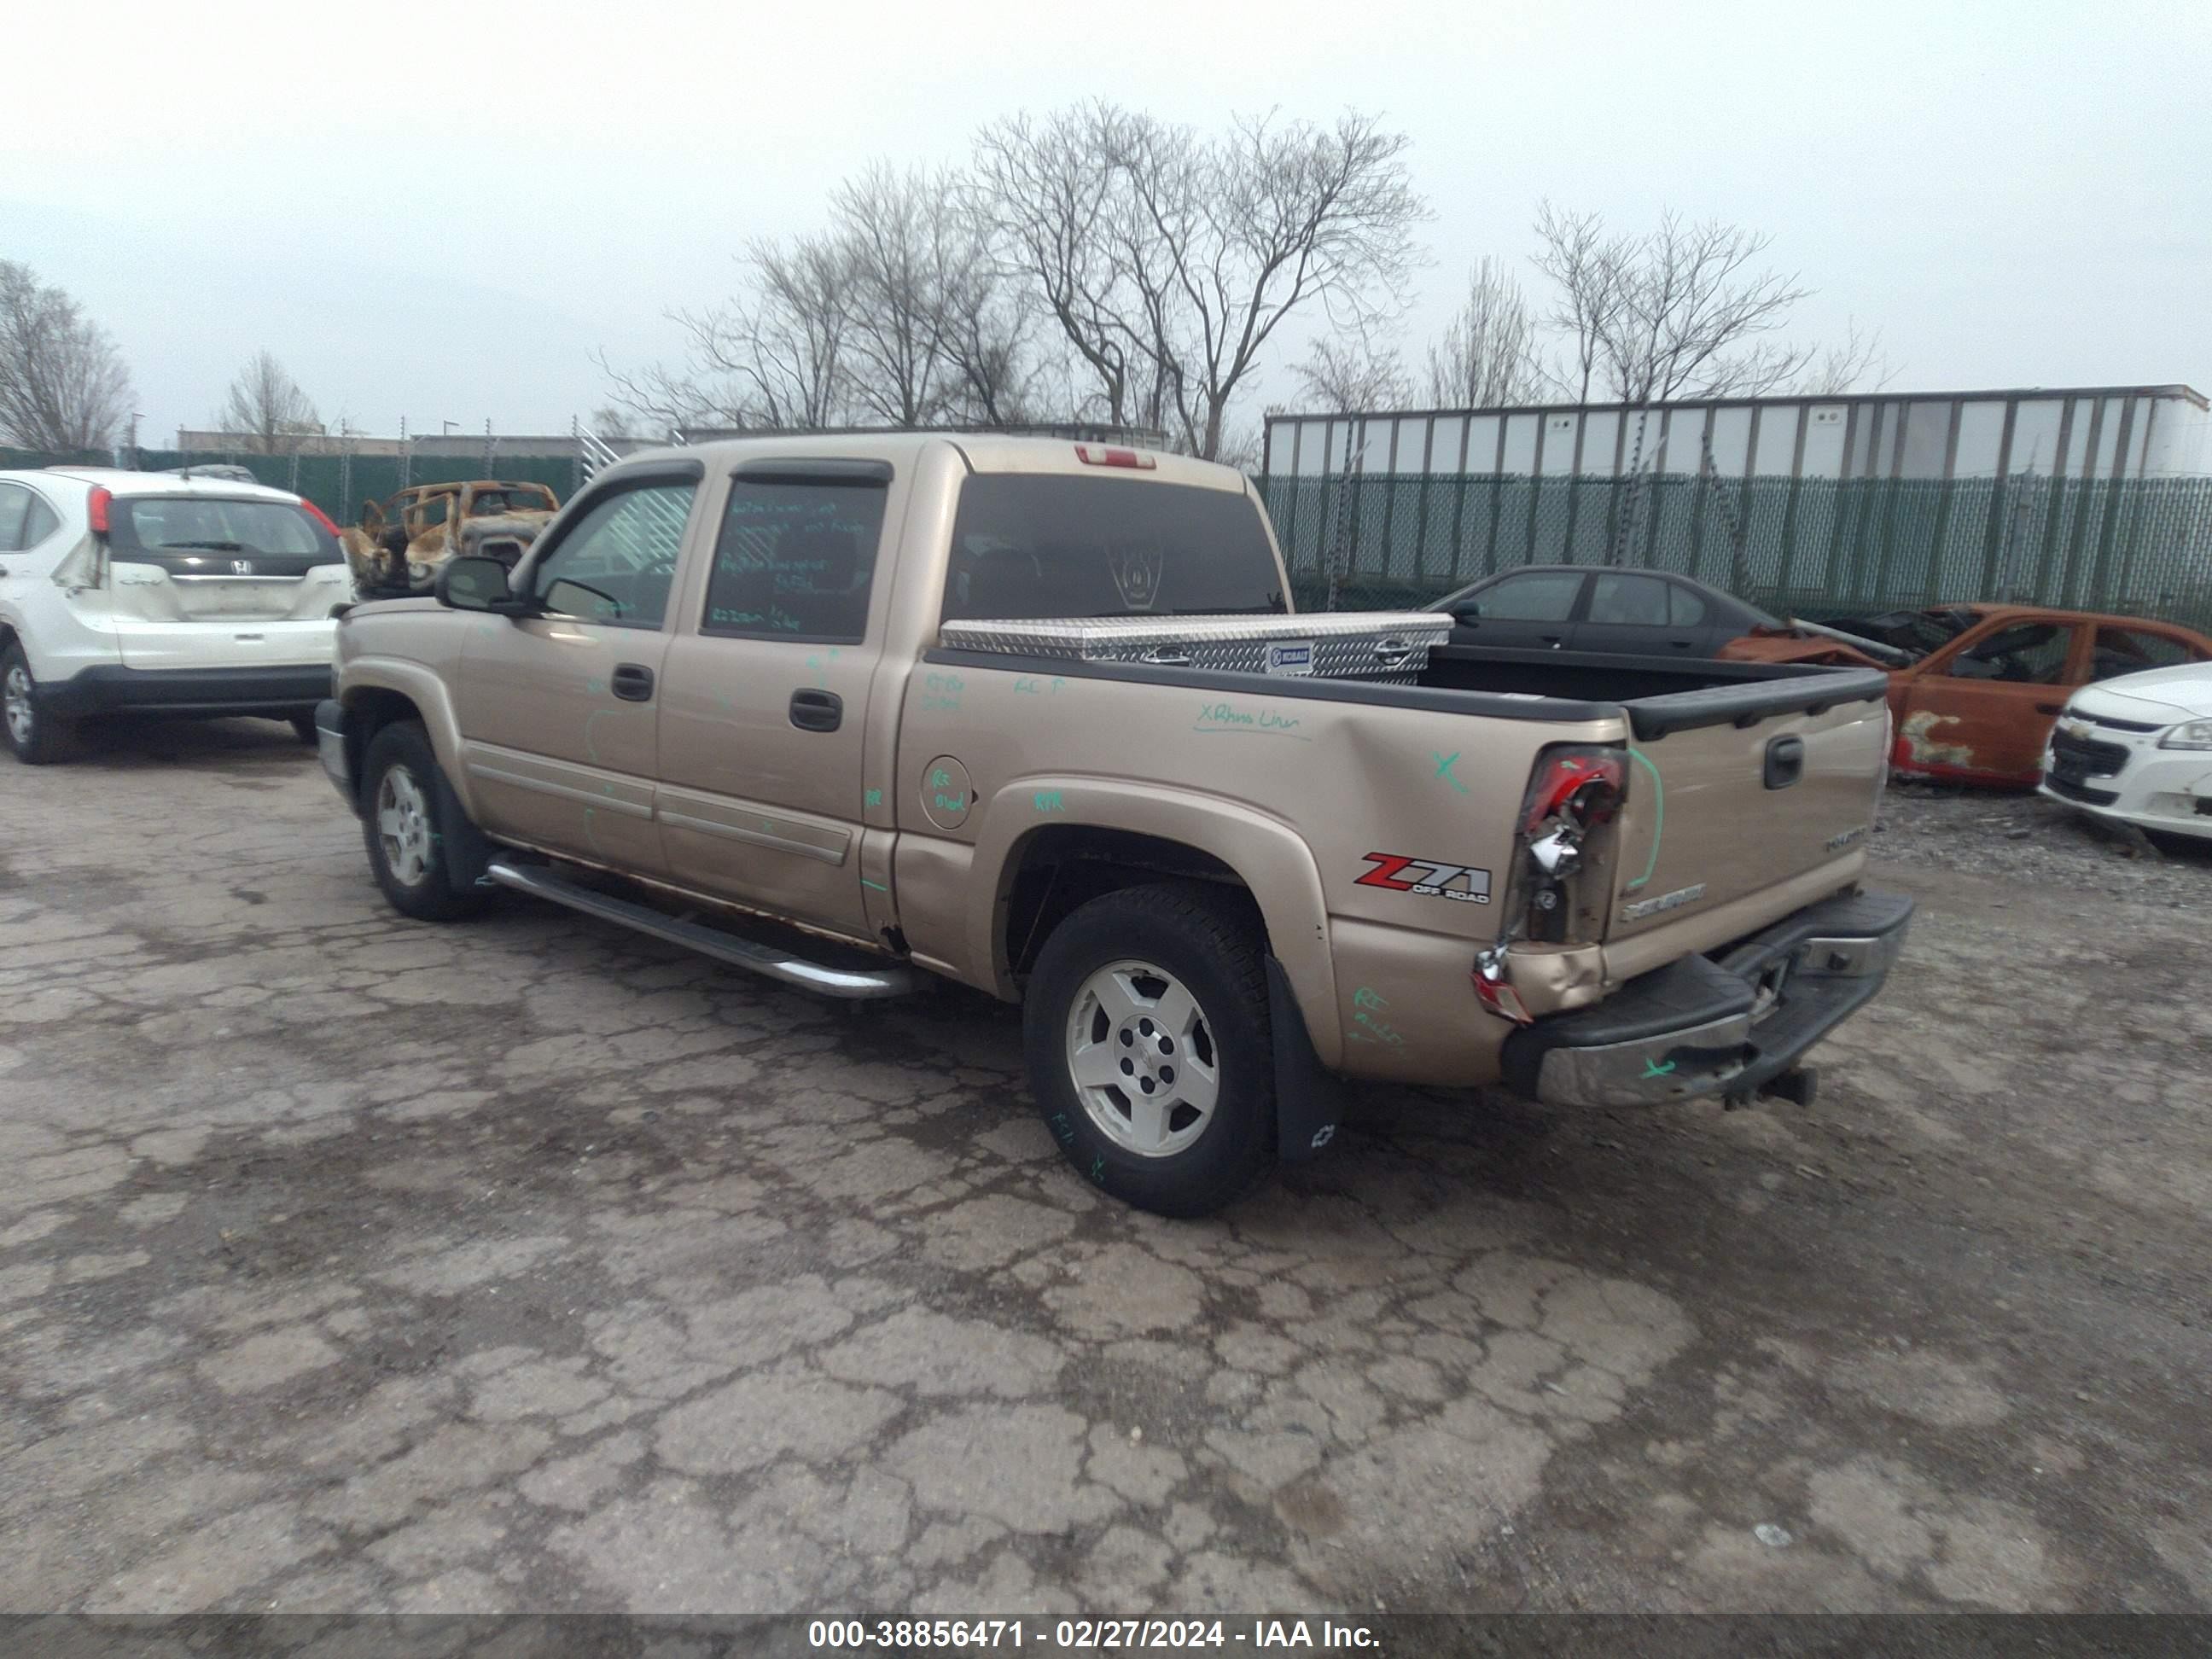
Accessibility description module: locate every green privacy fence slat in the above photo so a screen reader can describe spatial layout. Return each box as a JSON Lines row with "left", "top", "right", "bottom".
{"left": 1262, "top": 471, "right": 2212, "bottom": 631}
{"left": 2, "top": 448, "right": 579, "bottom": 524}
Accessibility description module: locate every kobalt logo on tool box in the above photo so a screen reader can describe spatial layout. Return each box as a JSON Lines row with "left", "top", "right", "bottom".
{"left": 1265, "top": 640, "right": 1316, "bottom": 676}
{"left": 1355, "top": 852, "right": 1492, "bottom": 904}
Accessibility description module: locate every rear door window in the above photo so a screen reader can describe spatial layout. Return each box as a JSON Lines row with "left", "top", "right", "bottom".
{"left": 0, "top": 484, "right": 29, "bottom": 551}
{"left": 704, "top": 476, "right": 889, "bottom": 643}
{"left": 1666, "top": 583, "right": 1710, "bottom": 627}
{"left": 1586, "top": 573, "right": 1671, "bottom": 626}
{"left": 2088, "top": 626, "right": 2203, "bottom": 681}
{"left": 1470, "top": 571, "right": 1584, "bottom": 620}
{"left": 942, "top": 474, "right": 1284, "bottom": 620}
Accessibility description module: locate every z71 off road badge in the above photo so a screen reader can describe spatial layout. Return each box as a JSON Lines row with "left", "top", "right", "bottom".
{"left": 1355, "top": 852, "right": 1492, "bottom": 905}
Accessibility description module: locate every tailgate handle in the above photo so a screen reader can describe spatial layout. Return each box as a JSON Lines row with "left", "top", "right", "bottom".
{"left": 1763, "top": 735, "right": 1806, "bottom": 790}
{"left": 1372, "top": 637, "right": 1415, "bottom": 666}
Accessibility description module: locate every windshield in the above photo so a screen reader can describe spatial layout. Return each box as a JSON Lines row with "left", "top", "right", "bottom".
{"left": 941, "top": 474, "right": 1286, "bottom": 621}
{"left": 113, "top": 496, "right": 335, "bottom": 562}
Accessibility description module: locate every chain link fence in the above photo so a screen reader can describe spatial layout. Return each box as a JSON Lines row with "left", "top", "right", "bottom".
{"left": 1265, "top": 471, "right": 2212, "bottom": 630}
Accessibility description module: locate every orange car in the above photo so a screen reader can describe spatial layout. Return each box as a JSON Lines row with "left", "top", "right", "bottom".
{"left": 1722, "top": 605, "right": 2212, "bottom": 786}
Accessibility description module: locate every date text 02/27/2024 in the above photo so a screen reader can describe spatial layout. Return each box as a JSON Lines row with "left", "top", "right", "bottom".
{"left": 806, "top": 1619, "right": 1382, "bottom": 1649}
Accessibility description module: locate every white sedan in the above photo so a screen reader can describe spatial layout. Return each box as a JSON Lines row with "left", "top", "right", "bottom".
{"left": 2040, "top": 662, "right": 2212, "bottom": 843}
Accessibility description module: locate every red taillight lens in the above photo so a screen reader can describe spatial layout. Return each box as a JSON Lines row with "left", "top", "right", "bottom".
{"left": 87, "top": 486, "right": 112, "bottom": 534}
{"left": 1074, "top": 444, "right": 1156, "bottom": 470}
{"left": 1521, "top": 748, "right": 1627, "bottom": 835}
{"left": 298, "top": 498, "right": 341, "bottom": 538}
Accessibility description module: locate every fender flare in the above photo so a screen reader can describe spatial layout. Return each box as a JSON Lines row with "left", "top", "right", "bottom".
{"left": 337, "top": 657, "right": 478, "bottom": 819}
{"left": 965, "top": 776, "right": 1342, "bottom": 1069}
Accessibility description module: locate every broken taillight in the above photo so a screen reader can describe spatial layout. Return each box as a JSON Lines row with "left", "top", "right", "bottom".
{"left": 1521, "top": 748, "right": 1626, "bottom": 836}
{"left": 1074, "top": 444, "right": 1157, "bottom": 470}
{"left": 87, "top": 486, "right": 112, "bottom": 535}
{"left": 1507, "top": 742, "right": 1629, "bottom": 948}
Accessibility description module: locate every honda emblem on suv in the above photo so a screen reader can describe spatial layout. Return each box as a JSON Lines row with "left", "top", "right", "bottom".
{"left": 231, "top": 559, "right": 254, "bottom": 576}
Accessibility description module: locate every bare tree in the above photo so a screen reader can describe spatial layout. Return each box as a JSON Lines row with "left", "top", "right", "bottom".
{"left": 1426, "top": 257, "right": 1542, "bottom": 406}
{"left": 1529, "top": 202, "right": 1622, "bottom": 403}
{"left": 974, "top": 102, "right": 1156, "bottom": 432}
{"left": 0, "top": 260, "right": 133, "bottom": 452}
{"left": 976, "top": 103, "right": 1426, "bottom": 458}
{"left": 1533, "top": 204, "right": 1820, "bottom": 404}
{"left": 831, "top": 164, "right": 963, "bottom": 427}
{"left": 1796, "top": 317, "right": 1896, "bottom": 396}
{"left": 218, "top": 351, "right": 321, "bottom": 453}
{"left": 600, "top": 233, "right": 857, "bottom": 436}
{"left": 1292, "top": 330, "right": 1411, "bottom": 413}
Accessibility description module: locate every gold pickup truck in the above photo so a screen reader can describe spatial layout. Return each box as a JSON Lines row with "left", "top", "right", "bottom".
{"left": 316, "top": 435, "right": 1911, "bottom": 1216}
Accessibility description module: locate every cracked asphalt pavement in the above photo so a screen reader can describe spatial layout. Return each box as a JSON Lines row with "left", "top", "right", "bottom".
{"left": 3, "top": 720, "right": 2209, "bottom": 1615}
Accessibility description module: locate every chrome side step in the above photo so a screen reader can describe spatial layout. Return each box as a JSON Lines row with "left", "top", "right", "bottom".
{"left": 484, "top": 859, "right": 917, "bottom": 1001}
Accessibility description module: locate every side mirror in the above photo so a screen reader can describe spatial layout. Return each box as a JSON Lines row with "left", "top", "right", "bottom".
{"left": 435, "top": 556, "right": 527, "bottom": 614}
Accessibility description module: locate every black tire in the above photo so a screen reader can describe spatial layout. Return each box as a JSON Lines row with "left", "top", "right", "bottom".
{"left": 2, "top": 643, "right": 78, "bottom": 765}
{"left": 360, "top": 720, "right": 491, "bottom": 922}
{"left": 288, "top": 713, "right": 318, "bottom": 745}
{"left": 1023, "top": 882, "right": 1276, "bottom": 1218}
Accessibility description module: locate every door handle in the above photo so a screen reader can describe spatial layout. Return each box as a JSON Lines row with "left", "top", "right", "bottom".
{"left": 790, "top": 689, "right": 843, "bottom": 732}
{"left": 610, "top": 663, "right": 655, "bottom": 702}
{"left": 2034, "top": 701, "right": 2063, "bottom": 716}
{"left": 1668, "top": 639, "right": 1694, "bottom": 649}
{"left": 1540, "top": 634, "right": 1565, "bottom": 649}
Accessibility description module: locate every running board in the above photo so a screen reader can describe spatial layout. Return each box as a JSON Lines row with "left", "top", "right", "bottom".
{"left": 484, "top": 859, "right": 917, "bottom": 1000}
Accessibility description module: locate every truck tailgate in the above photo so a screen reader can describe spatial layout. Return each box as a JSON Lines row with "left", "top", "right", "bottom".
{"left": 1605, "top": 673, "right": 1889, "bottom": 947}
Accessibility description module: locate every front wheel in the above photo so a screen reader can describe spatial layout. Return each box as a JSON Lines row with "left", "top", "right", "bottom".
{"left": 2, "top": 643, "right": 77, "bottom": 765}
{"left": 1023, "top": 883, "right": 1277, "bottom": 1218}
{"left": 360, "top": 721, "right": 491, "bottom": 922}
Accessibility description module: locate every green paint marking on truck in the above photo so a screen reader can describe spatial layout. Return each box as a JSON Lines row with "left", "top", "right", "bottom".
{"left": 1641, "top": 1057, "right": 1678, "bottom": 1079}
{"left": 864, "top": 789, "right": 882, "bottom": 808}
{"left": 1625, "top": 746, "right": 1666, "bottom": 893}
{"left": 861, "top": 877, "right": 888, "bottom": 892}
{"left": 1033, "top": 790, "right": 1065, "bottom": 812}
{"left": 1434, "top": 750, "right": 1468, "bottom": 795}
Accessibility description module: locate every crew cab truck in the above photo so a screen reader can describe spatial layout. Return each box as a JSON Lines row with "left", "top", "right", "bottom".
{"left": 317, "top": 435, "right": 1912, "bottom": 1217}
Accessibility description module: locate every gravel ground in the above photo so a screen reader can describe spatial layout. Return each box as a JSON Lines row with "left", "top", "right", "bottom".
{"left": 2, "top": 720, "right": 2209, "bottom": 1616}
{"left": 1873, "top": 779, "right": 2212, "bottom": 902}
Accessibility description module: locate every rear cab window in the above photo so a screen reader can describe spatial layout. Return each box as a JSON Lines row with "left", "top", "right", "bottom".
{"left": 941, "top": 474, "right": 1284, "bottom": 621}
{"left": 107, "top": 494, "right": 341, "bottom": 575}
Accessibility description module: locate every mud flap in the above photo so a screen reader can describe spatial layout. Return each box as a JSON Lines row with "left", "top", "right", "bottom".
{"left": 1268, "top": 956, "right": 1347, "bottom": 1163}
{"left": 431, "top": 764, "right": 493, "bottom": 896}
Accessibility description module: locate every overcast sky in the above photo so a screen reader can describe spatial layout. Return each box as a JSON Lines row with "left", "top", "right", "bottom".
{"left": 5, "top": 0, "right": 2206, "bottom": 445}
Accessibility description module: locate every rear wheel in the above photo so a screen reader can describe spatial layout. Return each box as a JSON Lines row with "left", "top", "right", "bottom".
{"left": 2, "top": 644, "right": 77, "bottom": 765}
{"left": 1023, "top": 882, "right": 1276, "bottom": 1218}
{"left": 361, "top": 720, "right": 490, "bottom": 922}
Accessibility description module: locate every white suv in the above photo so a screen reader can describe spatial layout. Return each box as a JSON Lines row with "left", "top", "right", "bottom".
{"left": 1, "top": 467, "right": 355, "bottom": 764}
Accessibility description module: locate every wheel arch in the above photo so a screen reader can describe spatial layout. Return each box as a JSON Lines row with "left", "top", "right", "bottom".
{"left": 338, "top": 658, "right": 471, "bottom": 813}
{"left": 969, "top": 779, "right": 1342, "bottom": 1068}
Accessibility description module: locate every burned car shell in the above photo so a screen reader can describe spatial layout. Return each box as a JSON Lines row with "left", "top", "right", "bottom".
{"left": 341, "top": 480, "right": 560, "bottom": 597}
{"left": 1723, "top": 604, "right": 2212, "bottom": 786}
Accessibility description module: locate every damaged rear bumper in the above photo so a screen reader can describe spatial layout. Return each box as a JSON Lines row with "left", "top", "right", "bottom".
{"left": 1499, "top": 888, "right": 1913, "bottom": 1108}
